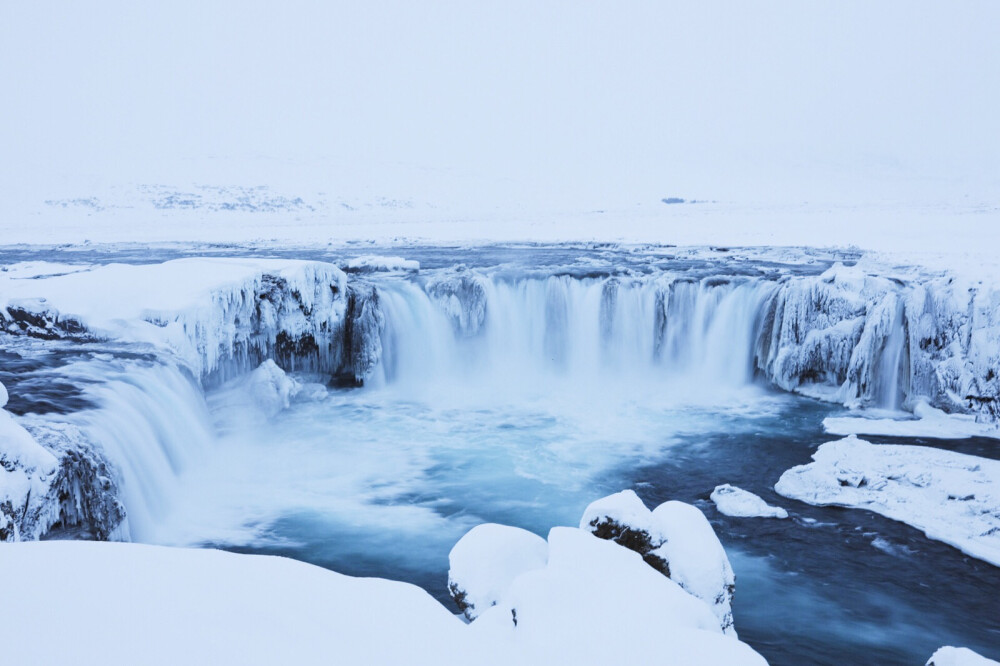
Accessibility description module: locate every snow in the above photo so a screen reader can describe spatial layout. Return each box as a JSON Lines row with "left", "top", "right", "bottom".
{"left": 447, "top": 523, "right": 548, "bottom": 621}
{"left": 711, "top": 485, "right": 789, "bottom": 519}
{"left": 775, "top": 435, "right": 1000, "bottom": 566}
{"left": 927, "top": 646, "right": 1000, "bottom": 666}
{"left": 580, "top": 490, "right": 737, "bottom": 636}
{"left": 824, "top": 402, "right": 1000, "bottom": 441}
{"left": 0, "top": 534, "right": 766, "bottom": 665}
{"left": 345, "top": 255, "right": 420, "bottom": 272}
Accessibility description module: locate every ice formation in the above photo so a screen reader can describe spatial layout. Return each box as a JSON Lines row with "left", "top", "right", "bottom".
{"left": 711, "top": 485, "right": 789, "bottom": 519}
{"left": 775, "top": 436, "right": 1000, "bottom": 566}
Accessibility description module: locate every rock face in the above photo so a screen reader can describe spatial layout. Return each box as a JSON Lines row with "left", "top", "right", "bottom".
{"left": 580, "top": 490, "right": 737, "bottom": 636}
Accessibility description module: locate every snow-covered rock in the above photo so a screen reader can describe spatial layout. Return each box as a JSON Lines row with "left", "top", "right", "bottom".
{"left": 711, "top": 484, "right": 788, "bottom": 519}
{"left": 775, "top": 435, "right": 1000, "bottom": 566}
{"left": 448, "top": 523, "right": 548, "bottom": 620}
{"left": 580, "top": 490, "right": 737, "bottom": 635}
{"left": 927, "top": 646, "right": 1000, "bottom": 666}
{"left": 0, "top": 535, "right": 767, "bottom": 665}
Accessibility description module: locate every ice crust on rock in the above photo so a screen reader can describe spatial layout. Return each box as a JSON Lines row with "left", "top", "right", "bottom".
{"left": 447, "top": 523, "right": 548, "bottom": 621}
{"left": 711, "top": 484, "right": 788, "bottom": 519}
{"left": 0, "top": 259, "right": 351, "bottom": 382}
{"left": 775, "top": 435, "right": 1000, "bottom": 566}
{"left": 580, "top": 489, "right": 737, "bottom": 635}
{"left": 0, "top": 381, "right": 126, "bottom": 542}
{"left": 344, "top": 255, "right": 420, "bottom": 273}
{"left": 927, "top": 646, "right": 1000, "bottom": 666}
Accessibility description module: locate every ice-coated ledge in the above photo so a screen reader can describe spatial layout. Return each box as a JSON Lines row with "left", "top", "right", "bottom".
{"left": 823, "top": 402, "right": 1000, "bottom": 441}
{"left": 0, "top": 258, "right": 349, "bottom": 381}
{"left": 775, "top": 436, "right": 1000, "bottom": 566}
{"left": 711, "top": 484, "right": 788, "bottom": 519}
{"left": 0, "top": 532, "right": 767, "bottom": 665}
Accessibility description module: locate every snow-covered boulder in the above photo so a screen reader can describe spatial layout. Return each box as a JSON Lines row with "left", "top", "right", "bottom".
{"left": 469, "top": 527, "right": 764, "bottom": 664}
{"left": 776, "top": 436, "right": 1000, "bottom": 566}
{"left": 711, "top": 484, "right": 788, "bottom": 519}
{"left": 448, "top": 523, "right": 548, "bottom": 621}
{"left": 927, "top": 646, "right": 1000, "bottom": 666}
{"left": 580, "top": 490, "right": 737, "bottom": 635}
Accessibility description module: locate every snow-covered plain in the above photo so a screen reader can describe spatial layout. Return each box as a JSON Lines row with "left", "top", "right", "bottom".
{"left": 775, "top": 436, "right": 1000, "bottom": 566}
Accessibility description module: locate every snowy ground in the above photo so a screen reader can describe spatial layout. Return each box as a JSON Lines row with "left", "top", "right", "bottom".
{"left": 823, "top": 403, "right": 1000, "bottom": 441}
{"left": 775, "top": 436, "right": 1000, "bottom": 566}
{"left": 0, "top": 529, "right": 765, "bottom": 665}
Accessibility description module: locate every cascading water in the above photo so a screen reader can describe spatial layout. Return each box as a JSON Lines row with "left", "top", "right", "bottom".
{"left": 48, "top": 356, "right": 215, "bottom": 541}
{"left": 368, "top": 275, "right": 783, "bottom": 393}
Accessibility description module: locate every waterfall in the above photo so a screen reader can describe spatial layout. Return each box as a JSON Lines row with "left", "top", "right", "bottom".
{"left": 53, "top": 356, "right": 214, "bottom": 541}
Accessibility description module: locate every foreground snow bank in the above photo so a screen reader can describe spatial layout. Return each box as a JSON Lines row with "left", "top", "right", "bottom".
{"left": 775, "top": 436, "right": 1000, "bottom": 566}
{"left": 711, "top": 485, "right": 788, "bottom": 519}
{"left": 1, "top": 535, "right": 766, "bottom": 665}
{"left": 927, "top": 646, "right": 1000, "bottom": 666}
{"left": 580, "top": 490, "right": 737, "bottom": 635}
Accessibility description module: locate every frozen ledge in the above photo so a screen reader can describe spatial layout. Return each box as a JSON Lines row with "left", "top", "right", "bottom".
{"left": 775, "top": 436, "right": 1000, "bottom": 567}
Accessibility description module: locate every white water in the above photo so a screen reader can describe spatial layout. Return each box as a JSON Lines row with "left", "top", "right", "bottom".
{"left": 45, "top": 273, "right": 921, "bottom": 543}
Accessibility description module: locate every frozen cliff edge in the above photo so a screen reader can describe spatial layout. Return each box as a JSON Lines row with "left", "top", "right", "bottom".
{"left": 775, "top": 435, "right": 1000, "bottom": 567}
{"left": 0, "top": 258, "right": 357, "bottom": 383}
{"left": 0, "top": 530, "right": 767, "bottom": 665}
{"left": 0, "top": 379, "right": 127, "bottom": 542}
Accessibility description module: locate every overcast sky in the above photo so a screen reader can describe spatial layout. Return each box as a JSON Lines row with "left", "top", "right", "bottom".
{"left": 3, "top": 1, "right": 998, "bottom": 209}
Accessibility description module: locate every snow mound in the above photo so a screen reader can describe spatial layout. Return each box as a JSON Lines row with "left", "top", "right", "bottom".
{"left": 775, "top": 435, "right": 1000, "bottom": 566}
{"left": 0, "top": 534, "right": 767, "bottom": 665}
{"left": 580, "top": 489, "right": 737, "bottom": 636}
{"left": 927, "top": 646, "right": 1000, "bottom": 666}
{"left": 0, "top": 379, "right": 8, "bottom": 408}
{"left": 448, "top": 523, "right": 548, "bottom": 621}
{"left": 824, "top": 402, "right": 1000, "bottom": 440}
{"left": 711, "top": 484, "right": 789, "bottom": 519}
{"left": 0, "top": 399, "right": 58, "bottom": 541}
